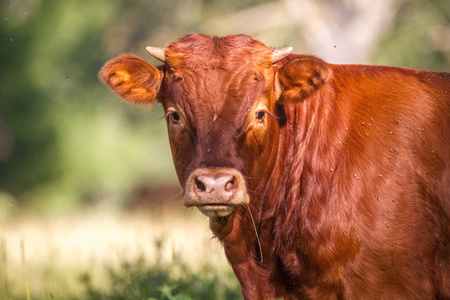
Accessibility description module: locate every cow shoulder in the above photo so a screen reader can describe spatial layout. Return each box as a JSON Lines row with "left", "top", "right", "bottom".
{"left": 99, "top": 54, "right": 163, "bottom": 104}
{"left": 278, "top": 55, "right": 332, "bottom": 102}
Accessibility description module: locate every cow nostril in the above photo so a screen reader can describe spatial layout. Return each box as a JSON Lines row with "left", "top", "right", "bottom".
{"left": 224, "top": 177, "right": 236, "bottom": 192}
{"left": 195, "top": 177, "right": 206, "bottom": 192}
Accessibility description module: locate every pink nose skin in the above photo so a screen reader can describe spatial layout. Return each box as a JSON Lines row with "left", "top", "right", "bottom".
{"left": 183, "top": 168, "right": 250, "bottom": 217}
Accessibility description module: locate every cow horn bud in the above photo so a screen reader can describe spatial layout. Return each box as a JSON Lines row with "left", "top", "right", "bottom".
{"left": 271, "top": 47, "right": 293, "bottom": 63}
{"left": 146, "top": 46, "right": 166, "bottom": 62}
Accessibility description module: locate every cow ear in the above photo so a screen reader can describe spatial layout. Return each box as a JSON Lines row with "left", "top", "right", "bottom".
{"left": 99, "top": 54, "right": 163, "bottom": 104}
{"left": 277, "top": 56, "right": 332, "bottom": 102}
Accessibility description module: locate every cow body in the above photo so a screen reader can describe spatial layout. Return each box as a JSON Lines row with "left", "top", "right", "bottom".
{"left": 100, "top": 34, "right": 450, "bottom": 299}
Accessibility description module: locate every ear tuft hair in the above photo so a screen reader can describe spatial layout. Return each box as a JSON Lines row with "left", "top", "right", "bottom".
{"left": 278, "top": 56, "right": 332, "bottom": 102}
{"left": 99, "top": 54, "right": 162, "bottom": 104}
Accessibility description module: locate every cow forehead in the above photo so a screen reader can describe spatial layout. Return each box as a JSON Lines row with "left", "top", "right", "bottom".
{"left": 164, "top": 34, "right": 274, "bottom": 122}
{"left": 165, "top": 33, "right": 274, "bottom": 71}
{"left": 166, "top": 68, "right": 266, "bottom": 143}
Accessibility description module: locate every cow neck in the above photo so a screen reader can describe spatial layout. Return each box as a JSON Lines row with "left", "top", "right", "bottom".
{"left": 214, "top": 110, "right": 290, "bottom": 298}
{"left": 220, "top": 94, "right": 328, "bottom": 294}
{"left": 218, "top": 87, "right": 343, "bottom": 297}
{"left": 263, "top": 87, "right": 341, "bottom": 273}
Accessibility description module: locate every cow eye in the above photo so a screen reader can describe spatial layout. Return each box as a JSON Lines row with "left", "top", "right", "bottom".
{"left": 170, "top": 112, "right": 180, "bottom": 123}
{"left": 165, "top": 108, "right": 181, "bottom": 124}
{"left": 256, "top": 111, "right": 266, "bottom": 121}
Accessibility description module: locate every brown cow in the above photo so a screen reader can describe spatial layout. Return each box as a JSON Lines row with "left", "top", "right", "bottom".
{"left": 100, "top": 33, "right": 450, "bottom": 299}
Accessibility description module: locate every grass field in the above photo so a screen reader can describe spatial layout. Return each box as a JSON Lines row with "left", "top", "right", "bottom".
{"left": 0, "top": 204, "right": 242, "bottom": 299}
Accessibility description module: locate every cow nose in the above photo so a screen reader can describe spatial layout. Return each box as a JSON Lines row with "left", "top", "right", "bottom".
{"left": 194, "top": 173, "right": 236, "bottom": 194}
{"left": 183, "top": 168, "right": 250, "bottom": 217}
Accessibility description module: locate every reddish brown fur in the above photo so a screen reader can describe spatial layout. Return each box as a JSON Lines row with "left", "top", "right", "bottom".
{"left": 100, "top": 34, "right": 450, "bottom": 299}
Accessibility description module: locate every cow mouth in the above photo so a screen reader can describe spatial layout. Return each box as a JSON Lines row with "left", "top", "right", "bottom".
{"left": 196, "top": 204, "right": 236, "bottom": 217}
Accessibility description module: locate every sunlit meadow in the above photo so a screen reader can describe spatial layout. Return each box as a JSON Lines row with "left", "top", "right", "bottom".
{"left": 0, "top": 205, "right": 242, "bottom": 299}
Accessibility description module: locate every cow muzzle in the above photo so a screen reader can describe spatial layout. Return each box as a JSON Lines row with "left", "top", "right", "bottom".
{"left": 183, "top": 168, "right": 250, "bottom": 217}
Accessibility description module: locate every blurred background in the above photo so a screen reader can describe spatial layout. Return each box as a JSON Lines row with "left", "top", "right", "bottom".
{"left": 0, "top": 0, "right": 449, "bottom": 299}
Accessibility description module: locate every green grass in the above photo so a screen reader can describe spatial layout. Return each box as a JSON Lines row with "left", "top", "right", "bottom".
{"left": 0, "top": 208, "right": 242, "bottom": 300}
{"left": 78, "top": 254, "right": 241, "bottom": 300}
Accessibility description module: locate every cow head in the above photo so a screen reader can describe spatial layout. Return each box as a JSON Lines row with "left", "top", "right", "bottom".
{"left": 99, "top": 34, "right": 330, "bottom": 218}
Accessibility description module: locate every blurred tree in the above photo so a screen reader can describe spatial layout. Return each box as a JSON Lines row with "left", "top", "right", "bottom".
{"left": 372, "top": 0, "right": 450, "bottom": 71}
{"left": 0, "top": 0, "right": 174, "bottom": 209}
{"left": 0, "top": 1, "right": 63, "bottom": 202}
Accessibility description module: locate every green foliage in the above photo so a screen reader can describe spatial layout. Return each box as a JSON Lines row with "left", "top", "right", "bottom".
{"left": 77, "top": 236, "right": 242, "bottom": 300}
{"left": 78, "top": 257, "right": 242, "bottom": 300}
{"left": 372, "top": 0, "right": 450, "bottom": 71}
{"left": 0, "top": 0, "right": 178, "bottom": 211}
